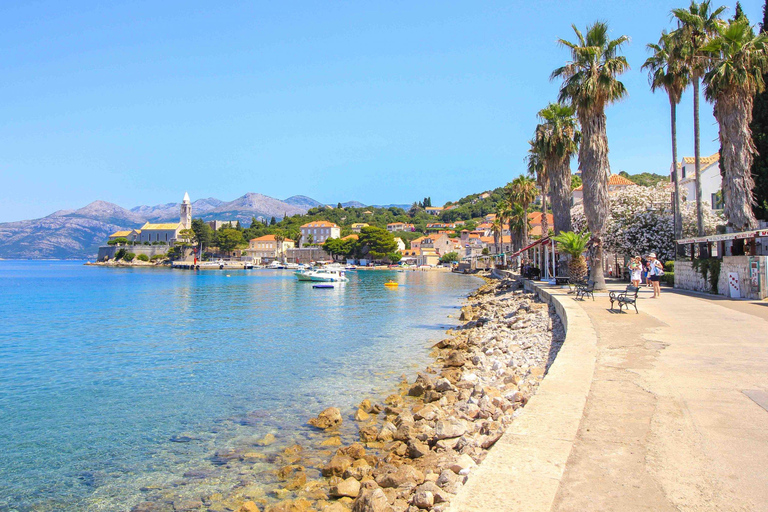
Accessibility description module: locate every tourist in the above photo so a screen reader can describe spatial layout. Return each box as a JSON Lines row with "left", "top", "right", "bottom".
{"left": 648, "top": 253, "right": 664, "bottom": 298}
{"left": 628, "top": 256, "right": 642, "bottom": 287}
{"left": 641, "top": 255, "right": 650, "bottom": 287}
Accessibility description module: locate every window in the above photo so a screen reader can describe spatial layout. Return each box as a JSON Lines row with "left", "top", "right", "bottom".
{"left": 711, "top": 192, "right": 723, "bottom": 210}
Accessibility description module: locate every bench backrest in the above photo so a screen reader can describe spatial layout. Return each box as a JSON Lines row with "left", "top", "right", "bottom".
{"left": 586, "top": 280, "right": 595, "bottom": 291}
{"left": 626, "top": 285, "right": 639, "bottom": 297}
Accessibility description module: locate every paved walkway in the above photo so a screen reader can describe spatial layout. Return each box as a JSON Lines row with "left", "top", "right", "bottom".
{"left": 450, "top": 282, "right": 768, "bottom": 512}
{"left": 552, "top": 284, "right": 768, "bottom": 512}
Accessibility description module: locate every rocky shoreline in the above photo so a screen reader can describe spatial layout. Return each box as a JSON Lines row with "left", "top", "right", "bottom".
{"left": 167, "top": 275, "right": 564, "bottom": 512}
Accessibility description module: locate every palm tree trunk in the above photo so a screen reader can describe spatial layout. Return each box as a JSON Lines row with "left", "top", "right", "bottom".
{"left": 693, "top": 76, "right": 705, "bottom": 237}
{"left": 714, "top": 92, "right": 759, "bottom": 231}
{"left": 670, "top": 98, "right": 682, "bottom": 245}
{"left": 549, "top": 157, "right": 573, "bottom": 235}
{"left": 540, "top": 193, "right": 548, "bottom": 273}
{"left": 579, "top": 110, "right": 610, "bottom": 290}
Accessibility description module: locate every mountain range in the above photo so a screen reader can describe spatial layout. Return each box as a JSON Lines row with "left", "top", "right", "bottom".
{"left": 0, "top": 193, "right": 409, "bottom": 259}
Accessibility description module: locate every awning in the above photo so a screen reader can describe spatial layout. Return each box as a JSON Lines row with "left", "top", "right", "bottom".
{"left": 508, "top": 236, "right": 551, "bottom": 259}
{"left": 677, "top": 229, "right": 768, "bottom": 245}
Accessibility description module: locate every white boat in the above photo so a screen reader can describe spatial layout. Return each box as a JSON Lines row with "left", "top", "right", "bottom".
{"left": 295, "top": 268, "right": 349, "bottom": 282}
{"left": 267, "top": 261, "right": 285, "bottom": 269}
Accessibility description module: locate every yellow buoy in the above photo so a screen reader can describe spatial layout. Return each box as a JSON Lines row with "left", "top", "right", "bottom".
{"left": 384, "top": 281, "right": 398, "bottom": 288}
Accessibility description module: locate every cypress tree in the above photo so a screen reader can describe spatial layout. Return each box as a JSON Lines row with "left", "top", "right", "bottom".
{"left": 750, "top": 0, "right": 768, "bottom": 220}
{"left": 734, "top": 2, "right": 745, "bottom": 21}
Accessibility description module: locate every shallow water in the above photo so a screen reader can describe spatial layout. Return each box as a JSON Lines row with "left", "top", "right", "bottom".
{"left": 0, "top": 261, "right": 480, "bottom": 511}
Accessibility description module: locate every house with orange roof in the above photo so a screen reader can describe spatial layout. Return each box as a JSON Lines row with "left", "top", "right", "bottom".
{"left": 571, "top": 174, "right": 636, "bottom": 206}
{"left": 246, "top": 234, "right": 295, "bottom": 263}
{"left": 387, "top": 222, "right": 415, "bottom": 232}
{"left": 672, "top": 152, "right": 722, "bottom": 210}
{"left": 300, "top": 221, "right": 340, "bottom": 246}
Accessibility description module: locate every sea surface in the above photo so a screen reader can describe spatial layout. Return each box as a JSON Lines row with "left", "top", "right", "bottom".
{"left": 0, "top": 261, "right": 480, "bottom": 511}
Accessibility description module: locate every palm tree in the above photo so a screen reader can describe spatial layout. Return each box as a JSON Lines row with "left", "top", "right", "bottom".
{"left": 551, "top": 22, "right": 629, "bottom": 290}
{"left": 552, "top": 231, "right": 590, "bottom": 281}
{"left": 643, "top": 31, "right": 690, "bottom": 242}
{"left": 702, "top": 18, "right": 768, "bottom": 231}
{"left": 535, "top": 103, "right": 580, "bottom": 235}
{"left": 274, "top": 232, "right": 286, "bottom": 262}
{"left": 508, "top": 203, "right": 531, "bottom": 254}
{"left": 526, "top": 137, "right": 550, "bottom": 238}
{"left": 491, "top": 218, "right": 503, "bottom": 254}
{"left": 507, "top": 176, "right": 537, "bottom": 250}
{"left": 672, "top": 1, "right": 726, "bottom": 236}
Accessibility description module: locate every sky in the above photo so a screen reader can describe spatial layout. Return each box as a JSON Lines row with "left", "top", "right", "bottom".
{"left": 0, "top": 0, "right": 763, "bottom": 222}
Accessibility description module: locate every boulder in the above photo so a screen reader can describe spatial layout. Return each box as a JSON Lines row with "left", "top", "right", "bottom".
{"left": 355, "top": 408, "right": 371, "bottom": 421}
{"left": 236, "top": 503, "right": 260, "bottom": 512}
{"left": 322, "top": 454, "right": 353, "bottom": 477}
{"left": 434, "top": 419, "right": 466, "bottom": 440}
{"left": 309, "top": 408, "right": 343, "bottom": 430}
{"left": 321, "top": 436, "right": 343, "bottom": 447}
{"left": 338, "top": 443, "right": 366, "bottom": 460}
{"left": 411, "top": 491, "right": 434, "bottom": 510}
{"left": 330, "top": 477, "right": 361, "bottom": 498}
{"left": 407, "top": 440, "right": 430, "bottom": 459}
{"left": 359, "top": 425, "right": 379, "bottom": 444}
{"left": 359, "top": 399, "right": 374, "bottom": 413}
{"left": 352, "top": 488, "right": 393, "bottom": 512}
{"left": 444, "top": 352, "right": 467, "bottom": 368}
{"left": 448, "top": 453, "right": 476, "bottom": 475}
{"left": 375, "top": 465, "right": 425, "bottom": 488}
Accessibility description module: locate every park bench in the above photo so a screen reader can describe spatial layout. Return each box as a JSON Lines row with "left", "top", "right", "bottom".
{"left": 575, "top": 280, "right": 595, "bottom": 301}
{"left": 609, "top": 285, "right": 640, "bottom": 314}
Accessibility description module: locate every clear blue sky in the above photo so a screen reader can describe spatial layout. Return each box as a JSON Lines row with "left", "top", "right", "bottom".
{"left": 0, "top": 0, "right": 762, "bottom": 222}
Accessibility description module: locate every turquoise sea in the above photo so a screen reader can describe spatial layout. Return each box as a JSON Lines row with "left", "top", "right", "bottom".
{"left": 0, "top": 261, "right": 480, "bottom": 511}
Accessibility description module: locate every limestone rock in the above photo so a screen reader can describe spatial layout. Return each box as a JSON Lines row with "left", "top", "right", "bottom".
{"left": 236, "top": 501, "right": 261, "bottom": 512}
{"left": 411, "top": 491, "right": 433, "bottom": 509}
{"left": 375, "top": 465, "right": 425, "bottom": 488}
{"left": 322, "top": 454, "right": 353, "bottom": 477}
{"left": 352, "top": 488, "right": 394, "bottom": 512}
{"left": 309, "top": 407, "right": 343, "bottom": 430}
{"left": 355, "top": 408, "right": 371, "bottom": 421}
{"left": 434, "top": 419, "right": 466, "bottom": 440}
{"left": 256, "top": 433, "right": 276, "bottom": 446}
{"left": 330, "top": 477, "right": 362, "bottom": 498}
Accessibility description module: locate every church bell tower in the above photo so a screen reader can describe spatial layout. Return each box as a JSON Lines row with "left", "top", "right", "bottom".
{"left": 180, "top": 192, "right": 192, "bottom": 229}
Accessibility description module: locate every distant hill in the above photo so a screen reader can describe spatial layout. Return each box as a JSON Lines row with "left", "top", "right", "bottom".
{"left": 0, "top": 201, "right": 146, "bottom": 259}
{"left": 283, "top": 195, "right": 325, "bottom": 210}
{"left": 0, "top": 193, "right": 318, "bottom": 259}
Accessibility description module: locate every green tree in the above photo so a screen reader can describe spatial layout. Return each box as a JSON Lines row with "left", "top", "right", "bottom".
{"left": 123, "top": 252, "right": 136, "bottom": 262}
{"left": 107, "top": 237, "right": 129, "bottom": 246}
{"left": 672, "top": 1, "right": 727, "bottom": 235}
{"left": 552, "top": 21, "right": 629, "bottom": 290}
{"left": 643, "top": 30, "right": 690, "bottom": 240}
{"left": 508, "top": 176, "right": 537, "bottom": 249}
{"left": 177, "top": 228, "right": 195, "bottom": 246}
{"left": 217, "top": 228, "right": 244, "bottom": 253}
{"left": 357, "top": 226, "right": 397, "bottom": 261}
{"left": 703, "top": 18, "right": 768, "bottom": 231}
{"left": 136, "top": 254, "right": 149, "bottom": 262}
{"left": 270, "top": 217, "right": 277, "bottom": 225}
{"left": 440, "top": 251, "right": 460, "bottom": 263}
{"left": 571, "top": 174, "right": 582, "bottom": 190}
{"left": 191, "top": 219, "right": 213, "bottom": 250}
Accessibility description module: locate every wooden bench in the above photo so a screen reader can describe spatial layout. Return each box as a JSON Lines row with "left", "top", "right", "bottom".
{"left": 575, "top": 280, "right": 595, "bottom": 301}
{"left": 609, "top": 285, "right": 640, "bottom": 313}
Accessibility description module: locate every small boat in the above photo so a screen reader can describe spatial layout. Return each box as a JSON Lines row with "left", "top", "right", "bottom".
{"left": 384, "top": 280, "right": 399, "bottom": 288}
{"left": 313, "top": 284, "right": 335, "bottom": 289}
{"left": 295, "top": 268, "right": 349, "bottom": 282}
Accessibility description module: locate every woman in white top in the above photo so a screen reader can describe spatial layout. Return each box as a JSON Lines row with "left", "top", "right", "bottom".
{"left": 647, "top": 253, "right": 664, "bottom": 298}
{"left": 628, "top": 256, "right": 642, "bottom": 287}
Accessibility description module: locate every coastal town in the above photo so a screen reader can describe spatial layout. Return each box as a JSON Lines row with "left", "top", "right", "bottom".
{"left": 4, "top": 2, "right": 768, "bottom": 512}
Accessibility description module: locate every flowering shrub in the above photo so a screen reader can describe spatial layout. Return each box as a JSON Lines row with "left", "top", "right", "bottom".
{"left": 570, "top": 184, "right": 723, "bottom": 261}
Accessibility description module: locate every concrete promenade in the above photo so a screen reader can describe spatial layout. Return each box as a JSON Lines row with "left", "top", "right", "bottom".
{"left": 450, "top": 281, "right": 768, "bottom": 512}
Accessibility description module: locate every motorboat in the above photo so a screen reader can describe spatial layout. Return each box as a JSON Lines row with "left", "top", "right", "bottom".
{"left": 267, "top": 261, "right": 285, "bottom": 269}
{"left": 295, "top": 268, "right": 349, "bottom": 282}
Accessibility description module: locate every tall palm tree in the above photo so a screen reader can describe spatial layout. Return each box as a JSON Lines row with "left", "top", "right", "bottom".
{"left": 508, "top": 203, "right": 530, "bottom": 255}
{"left": 508, "top": 176, "right": 537, "bottom": 251}
{"left": 535, "top": 103, "right": 580, "bottom": 235}
{"left": 672, "top": 1, "right": 726, "bottom": 236}
{"left": 643, "top": 31, "right": 690, "bottom": 242}
{"left": 274, "top": 232, "right": 286, "bottom": 262}
{"left": 551, "top": 22, "right": 629, "bottom": 290}
{"left": 703, "top": 19, "right": 768, "bottom": 231}
{"left": 527, "top": 137, "right": 550, "bottom": 238}
{"left": 491, "top": 218, "right": 503, "bottom": 254}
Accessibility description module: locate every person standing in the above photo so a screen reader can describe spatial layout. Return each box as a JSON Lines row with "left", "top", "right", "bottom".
{"left": 648, "top": 253, "right": 664, "bottom": 298}
{"left": 628, "top": 256, "right": 642, "bottom": 287}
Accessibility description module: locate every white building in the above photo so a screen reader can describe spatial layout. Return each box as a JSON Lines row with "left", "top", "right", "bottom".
{"left": 571, "top": 174, "right": 635, "bottom": 205}
{"left": 394, "top": 237, "right": 406, "bottom": 252}
{"left": 300, "top": 221, "right": 341, "bottom": 246}
{"left": 673, "top": 152, "right": 722, "bottom": 210}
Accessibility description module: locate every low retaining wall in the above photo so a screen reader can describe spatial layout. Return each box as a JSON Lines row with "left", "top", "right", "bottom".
{"left": 96, "top": 245, "right": 170, "bottom": 262}
{"left": 675, "top": 255, "right": 767, "bottom": 299}
{"left": 448, "top": 280, "right": 597, "bottom": 512}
